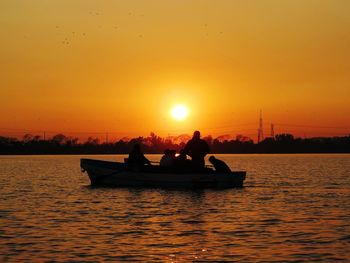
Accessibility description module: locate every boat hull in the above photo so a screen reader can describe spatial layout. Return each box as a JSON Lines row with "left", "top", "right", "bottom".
{"left": 80, "top": 158, "right": 246, "bottom": 188}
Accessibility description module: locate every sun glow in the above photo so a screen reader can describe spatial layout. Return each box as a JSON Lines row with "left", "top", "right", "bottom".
{"left": 171, "top": 104, "right": 189, "bottom": 121}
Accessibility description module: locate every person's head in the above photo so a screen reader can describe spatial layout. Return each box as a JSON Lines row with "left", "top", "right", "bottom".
{"left": 170, "top": 150, "right": 176, "bottom": 156}
{"left": 193, "top": 130, "right": 200, "bottom": 139}
{"left": 132, "top": 143, "right": 141, "bottom": 152}
{"left": 164, "top": 149, "right": 171, "bottom": 155}
{"left": 209, "top": 156, "right": 216, "bottom": 163}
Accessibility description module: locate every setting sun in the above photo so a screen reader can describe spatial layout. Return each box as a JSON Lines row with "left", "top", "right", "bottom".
{"left": 171, "top": 104, "right": 189, "bottom": 121}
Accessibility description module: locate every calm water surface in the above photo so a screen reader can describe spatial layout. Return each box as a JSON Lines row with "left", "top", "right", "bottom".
{"left": 1, "top": 154, "right": 349, "bottom": 262}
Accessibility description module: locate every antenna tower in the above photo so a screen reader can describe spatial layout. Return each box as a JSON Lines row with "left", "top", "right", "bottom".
{"left": 258, "top": 110, "right": 264, "bottom": 143}
{"left": 271, "top": 123, "right": 275, "bottom": 138}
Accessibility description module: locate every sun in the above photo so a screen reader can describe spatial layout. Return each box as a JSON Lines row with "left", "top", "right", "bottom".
{"left": 171, "top": 104, "right": 189, "bottom": 121}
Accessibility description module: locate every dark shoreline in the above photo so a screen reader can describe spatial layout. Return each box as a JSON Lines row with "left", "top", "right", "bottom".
{"left": 1, "top": 133, "right": 349, "bottom": 155}
{"left": 1, "top": 152, "right": 350, "bottom": 155}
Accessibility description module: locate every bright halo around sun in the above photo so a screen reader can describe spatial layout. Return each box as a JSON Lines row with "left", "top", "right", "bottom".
{"left": 171, "top": 104, "right": 189, "bottom": 121}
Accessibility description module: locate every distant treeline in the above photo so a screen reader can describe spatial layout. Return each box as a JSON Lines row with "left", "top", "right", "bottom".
{"left": 0, "top": 133, "right": 349, "bottom": 154}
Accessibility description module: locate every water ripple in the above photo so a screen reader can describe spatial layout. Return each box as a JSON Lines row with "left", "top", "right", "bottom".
{"left": 0, "top": 154, "right": 349, "bottom": 262}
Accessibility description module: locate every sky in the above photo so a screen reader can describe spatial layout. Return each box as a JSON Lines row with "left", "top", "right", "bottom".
{"left": 1, "top": 0, "right": 349, "bottom": 141}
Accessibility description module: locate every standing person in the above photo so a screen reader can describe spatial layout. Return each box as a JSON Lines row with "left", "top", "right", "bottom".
{"left": 126, "top": 143, "right": 151, "bottom": 170}
{"left": 184, "top": 131, "right": 210, "bottom": 170}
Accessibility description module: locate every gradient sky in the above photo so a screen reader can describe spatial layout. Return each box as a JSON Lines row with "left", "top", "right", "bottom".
{"left": 1, "top": 0, "right": 349, "bottom": 141}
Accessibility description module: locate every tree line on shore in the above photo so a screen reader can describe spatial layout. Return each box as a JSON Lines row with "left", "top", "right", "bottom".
{"left": 0, "top": 132, "right": 349, "bottom": 154}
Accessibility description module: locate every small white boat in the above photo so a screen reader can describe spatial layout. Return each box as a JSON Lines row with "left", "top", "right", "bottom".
{"left": 81, "top": 158, "right": 246, "bottom": 188}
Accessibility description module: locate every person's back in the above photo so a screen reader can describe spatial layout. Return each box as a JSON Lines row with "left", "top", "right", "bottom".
{"left": 209, "top": 156, "right": 231, "bottom": 173}
{"left": 127, "top": 143, "right": 150, "bottom": 170}
{"left": 174, "top": 149, "right": 191, "bottom": 169}
{"left": 160, "top": 149, "right": 175, "bottom": 167}
{"left": 184, "top": 131, "right": 210, "bottom": 169}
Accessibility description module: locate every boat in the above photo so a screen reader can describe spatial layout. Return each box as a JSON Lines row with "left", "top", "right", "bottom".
{"left": 81, "top": 158, "right": 246, "bottom": 188}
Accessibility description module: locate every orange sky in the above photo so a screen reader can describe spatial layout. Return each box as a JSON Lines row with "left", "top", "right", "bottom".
{"left": 1, "top": 1, "right": 349, "bottom": 141}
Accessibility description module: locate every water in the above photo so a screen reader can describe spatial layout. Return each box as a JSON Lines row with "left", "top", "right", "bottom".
{"left": 1, "top": 154, "right": 349, "bottom": 262}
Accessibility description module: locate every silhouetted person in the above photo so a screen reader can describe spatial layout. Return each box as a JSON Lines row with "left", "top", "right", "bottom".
{"left": 170, "top": 150, "right": 176, "bottom": 157}
{"left": 174, "top": 149, "right": 191, "bottom": 169}
{"left": 184, "top": 131, "right": 210, "bottom": 169}
{"left": 127, "top": 143, "right": 150, "bottom": 170}
{"left": 160, "top": 149, "right": 176, "bottom": 167}
{"left": 209, "top": 156, "right": 231, "bottom": 173}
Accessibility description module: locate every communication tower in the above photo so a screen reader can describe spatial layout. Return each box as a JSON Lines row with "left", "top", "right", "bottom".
{"left": 258, "top": 110, "right": 264, "bottom": 143}
{"left": 271, "top": 123, "right": 275, "bottom": 138}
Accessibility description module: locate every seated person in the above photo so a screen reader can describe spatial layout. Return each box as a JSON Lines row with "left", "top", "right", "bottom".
{"left": 127, "top": 143, "right": 151, "bottom": 170}
{"left": 160, "top": 149, "right": 176, "bottom": 167}
{"left": 209, "top": 156, "right": 231, "bottom": 173}
{"left": 174, "top": 149, "right": 191, "bottom": 169}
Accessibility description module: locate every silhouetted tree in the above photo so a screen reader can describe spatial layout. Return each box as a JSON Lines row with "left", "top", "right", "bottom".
{"left": 275, "top": 133, "right": 294, "bottom": 142}
{"left": 0, "top": 132, "right": 349, "bottom": 154}
{"left": 51, "top": 134, "right": 67, "bottom": 145}
{"left": 23, "top": 134, "right": 34, "bottom": 143}
{"left": 85, "top": 137, "right": 99, "bottom": 146}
